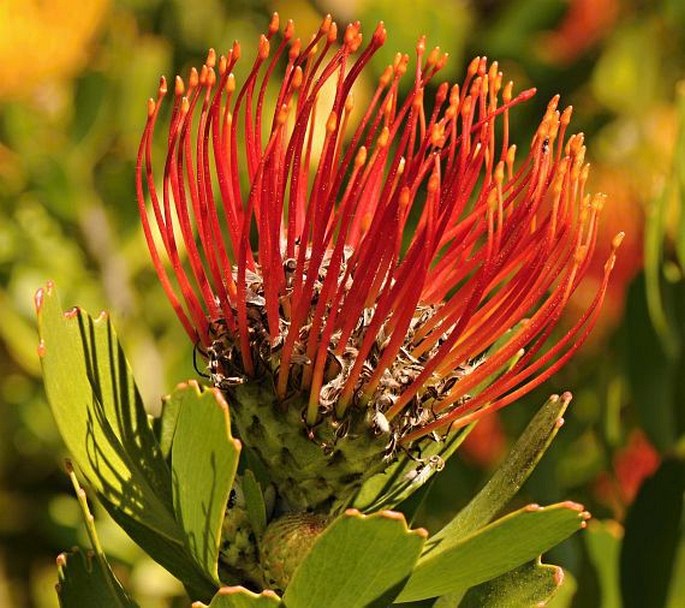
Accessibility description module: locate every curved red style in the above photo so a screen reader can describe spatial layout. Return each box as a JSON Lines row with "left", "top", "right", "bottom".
{"left": 136, "top": 14, "right": 621, "bottom": 445}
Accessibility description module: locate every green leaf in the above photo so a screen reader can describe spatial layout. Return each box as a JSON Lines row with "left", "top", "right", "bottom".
{"left": 99, "top": 497, "right": 218, "bottom": 602}
{"left": 396, "top": 502, "right": 590, "bottom": 602}
{"left": 430, "top": 393, "right": 571, "bottom": 546}
{"left": 620, "top": 458, "right": 685, "bottom": 608}
{"left": 624, "top": 277, "right": 677, "bottom": 451}
{"left": 242, "top": 469, "right": 268, "bottom": 537}
{"left": 56, "top": 549, "right": 138, "bottom": 608}
{"left": 544, "top": 569, "right": 578, "bottom": 608}
{"left": 171, "top": 381, "right": 241, "bottom": 582}
{"left": 351, "top": 424, "right": 474, "bottom": 514}
{"left": 283, "top": 509, "right": 427, "bottom": 608}
{"left": 585, "top": 521, "right": 622, "bottom": 608}
{"left": 57, "top": 463, "right": 138, "bottom": 608}
{"left": 36, "top": 282, "right": 177, "bottom": 539}
{"left": 194, "top": 586, "right": 282, "bottom": 608}
{"left": 153, "top": 389, "right": 183, "bottom": 460}
{"left": 455, "top": 559, "right": 565, "bottom": 608}
{"left": 37, "top": 283, "right": 219, "bottom": 601}
{"left": 675, "top": 81, "right": 685, "bottom": 271}
{"left": 645, "top": 182, "right": 680, "bottom": 357}
{"left": 667, "top": 537, "right": 685, "bottom": 608}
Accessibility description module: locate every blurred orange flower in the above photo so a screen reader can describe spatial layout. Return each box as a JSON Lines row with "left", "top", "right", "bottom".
{"left": 539, "top": 0, "right": 619, "bottom": 64}
{"left": 459, "top": 412, "right": 508, "bottom": 469}
{"left": 594, "top": 430, "right": 660, "bottom": 519}
{"left": 0, "top": 0, "right": 109, "bottom": 99}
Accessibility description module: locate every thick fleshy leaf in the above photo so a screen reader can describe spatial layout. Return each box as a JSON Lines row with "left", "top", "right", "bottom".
{"left": 283, "top": 509, "right": 427, "bottom": 608}
{"left": 36, "top": 282, "right": 177, "bottom": 538}
{"left": 396, "top": 502, "right": 590, "bottom": 602}
{"left": 99, "top": 498, "right": 218, "bottom": 602}
{"left": 429, "top": 393, "right": 571, "bottom": 548}
{"left": 171, "top": 381, "right": 241, "bottom": 581}
{"left": 620, "top": 458, "right": 684, "bottom": 608}
{"left": 542, "top": 570, "right": 578, "bottom": 608}
{"left": 56, "top": 549, "right": 138, "bottom": 608}
{"left": 452, "top": 559, "right": 565, "bottom": 608}
{"left": 193, "top": 586, "right": 282, "bottom": 608}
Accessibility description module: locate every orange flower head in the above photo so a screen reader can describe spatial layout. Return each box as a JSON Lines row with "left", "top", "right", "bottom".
{"left": 137, "top": 15, "right": 620, "bottom": 509}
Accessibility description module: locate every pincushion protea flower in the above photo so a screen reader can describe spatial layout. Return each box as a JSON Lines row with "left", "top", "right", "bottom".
{"left": 136, "top": 13, "right": 621, "bottom": 513}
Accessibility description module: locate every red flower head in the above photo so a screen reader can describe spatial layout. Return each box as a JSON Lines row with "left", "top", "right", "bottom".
{"left": 136, "top": 14, "right": 621, "bottom": 509}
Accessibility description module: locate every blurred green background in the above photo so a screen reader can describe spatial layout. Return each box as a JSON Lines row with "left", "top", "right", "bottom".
{"left": 0, "top": 0, "right": 683, "bottom": 606}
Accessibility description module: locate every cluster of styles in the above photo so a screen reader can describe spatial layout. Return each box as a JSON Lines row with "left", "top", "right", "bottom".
{"left": 137, "top": 14, "right": 621, "bottom": 514}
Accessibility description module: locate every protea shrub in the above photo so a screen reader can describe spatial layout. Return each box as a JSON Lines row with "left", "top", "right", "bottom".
{"left": 37, "top": 13, "right": 620, "bottom": 607}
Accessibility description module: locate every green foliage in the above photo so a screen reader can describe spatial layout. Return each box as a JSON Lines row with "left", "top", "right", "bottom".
{"left": 351, "top": 424, "right": 474, "bottom": 514}
{"left": 396, "top": 502, "right": 589, "bottom": 602}
{"left": 585, "top": 521, "right": 622, "bottom": 608}
{"left": 431, "top": 393, "right": 571, "bottom": 542}
{"left": 56, "top": 466, "right": 138, "bottom": 608}
{"left": 36, "top": 282, "right": 177, "bottom": 538}
{"left": 170, "top": 382, "right": 241, "bottom": 581}
{"left": 624, "top": 277, "right": 679, "bottom": 451}
{"left": 283, "top": 509, "right": 426, "bottom": 608}
{"left": 56, "top": 549, "right": 138, "bottom": 608}
{"left": 620, "top": 458, "right": 685, "bottom": 608}
{"left": 456, "top": 559, "right": 565, "bottom": 608}
{"left": 196, "top": 586, "right": 281, "bottom": 608}
{"left": 36, "top": 283, "right": 248, "bottom": 602}
{"left": 242, "top": 470, "right": 268, "bottom": 537}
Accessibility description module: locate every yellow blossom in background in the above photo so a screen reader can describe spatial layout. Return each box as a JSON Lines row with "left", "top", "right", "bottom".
{"left": 0, "top": 0, "right": 109, "bottom": 99}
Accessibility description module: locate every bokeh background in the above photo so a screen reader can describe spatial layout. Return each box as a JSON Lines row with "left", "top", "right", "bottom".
{"left": 0, "top": 0, "right": 683, "bottom": 606}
